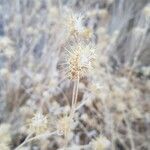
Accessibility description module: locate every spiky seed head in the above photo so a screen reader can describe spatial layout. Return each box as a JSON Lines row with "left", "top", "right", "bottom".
{"left": 28, "top": 112, "right": 48, "bottom": 135}
{"left": 66, "top": 43, "right": 96, "bottom": 80}
{"left": 65, "top": 14, "right": 92, "bottom": 39}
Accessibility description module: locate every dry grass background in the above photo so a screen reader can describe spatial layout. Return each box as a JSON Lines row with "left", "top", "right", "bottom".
{"left": 0, "top": 0, "right": 150, "bottom": 150}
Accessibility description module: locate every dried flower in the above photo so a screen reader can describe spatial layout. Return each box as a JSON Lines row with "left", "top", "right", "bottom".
{"left": 65, "top": 13, "right": 92, "bottom": 38}
{"left": 28, "top": 112, "right": 49, "bottom": 135}
{"left": 66, "top": 43, "right": 96, "bottom": 80}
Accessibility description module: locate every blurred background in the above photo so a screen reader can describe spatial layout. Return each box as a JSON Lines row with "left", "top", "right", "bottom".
{"left": 0, "top": 0, "right": 150, "bottom": 150}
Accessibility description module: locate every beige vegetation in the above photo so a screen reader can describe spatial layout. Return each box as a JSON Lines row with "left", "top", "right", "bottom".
{"left": 0, "top": 0, "right": 150, "bottom": 150}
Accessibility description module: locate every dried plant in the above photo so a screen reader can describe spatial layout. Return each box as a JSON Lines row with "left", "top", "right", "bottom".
{"left": 0, "top": 0, "right": 149, "bottom": 150}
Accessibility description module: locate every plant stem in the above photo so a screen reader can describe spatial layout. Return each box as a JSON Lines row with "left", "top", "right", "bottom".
{"left": 70, "top": 75, "right": 79, "bottom": 118}
{"left": 15, "top": 131, "right": 56, "bottom": 150}
{"left": 15, "top": 133, "right": 33, "bottom": 150}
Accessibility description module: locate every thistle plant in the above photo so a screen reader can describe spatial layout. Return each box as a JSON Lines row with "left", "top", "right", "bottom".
{"left": 65, "top": 13, "right": 92, "bottom": 39}
{"left": 0, "top": 0, "right": 149, "bottom": 149}
{"left": 28, "top": 112, "right": 49, "bottom": 135}
{"left": 15, "top": 112, "right": 55, "bottom": 150}
{"left": 66, "top": 43, "right": 96, "bottom": 80}
{"left": 59, "top": 11, "right": 97, "bottom": 148}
